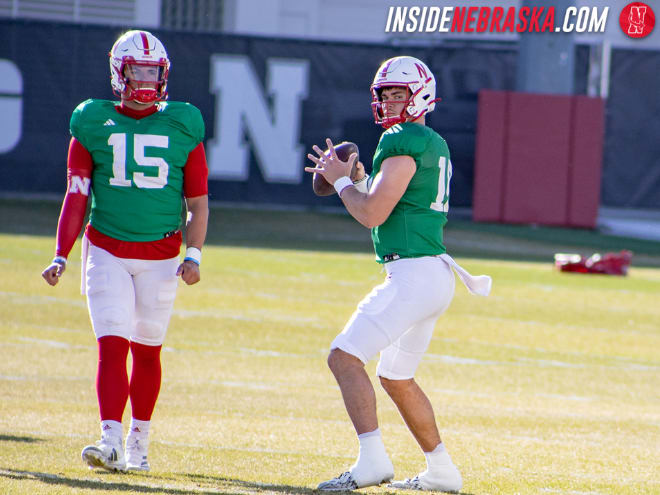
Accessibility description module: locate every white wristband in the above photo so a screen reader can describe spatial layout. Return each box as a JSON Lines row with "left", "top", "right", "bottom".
{"left": 184, "top": 247, "right": 202, "bottom": 265}
{"left": 333, "top": 176, "right": 353, "bottom": 196}
{"left": 352, "top": 176, "right": 368, "bottom": 193}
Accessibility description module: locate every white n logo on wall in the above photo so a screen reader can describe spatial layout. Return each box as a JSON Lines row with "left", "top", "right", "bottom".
{"left": 207, "top": 55, "right": 309, "bottom": 183}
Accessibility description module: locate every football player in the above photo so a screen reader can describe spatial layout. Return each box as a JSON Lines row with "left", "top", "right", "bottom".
{"left": 306, "top": 56, "right": 492, "bottom": 492}
{"left": 41, "top": 30, "right": 209, "bottom": 473}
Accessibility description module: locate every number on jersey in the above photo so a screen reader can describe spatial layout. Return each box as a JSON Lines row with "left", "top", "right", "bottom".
{"left": 108, "top": 133, "right": 169, "bottom": 189}
{"left": 430, "top": 156, "right": 451, "bottom": 213}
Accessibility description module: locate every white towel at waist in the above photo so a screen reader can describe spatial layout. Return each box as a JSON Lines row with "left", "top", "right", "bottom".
{"left": 438, "top": 253, "right": 492, "bottom": 297}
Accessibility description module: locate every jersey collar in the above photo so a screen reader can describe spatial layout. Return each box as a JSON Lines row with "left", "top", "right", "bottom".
{"left": 116, "top": 102, "right": 159, "bottom": 120}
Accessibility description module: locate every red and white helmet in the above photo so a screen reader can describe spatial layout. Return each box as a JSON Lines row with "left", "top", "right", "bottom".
{"left": 109, "top": 30, "right": 170, "bottom": 104}
{"left": 371, "top": 56, "right": 440, "bottom": 129}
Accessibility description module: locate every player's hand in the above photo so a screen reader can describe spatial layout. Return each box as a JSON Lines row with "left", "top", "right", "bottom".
{"left": 177, "top": 260, "right": 200, "bottom": 285}
{"left": 350, "top": 161, "right": 366, "bottom": 183}
{"left": 305, "top": 138, "right": 357, "bottom": 185}
{"left": 42, "top": 261, "right": 66, "bottom": 286}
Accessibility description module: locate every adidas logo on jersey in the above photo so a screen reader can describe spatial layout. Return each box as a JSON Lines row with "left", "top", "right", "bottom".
{"left": 103, "top": 119, "right": 116, "bottom": 126}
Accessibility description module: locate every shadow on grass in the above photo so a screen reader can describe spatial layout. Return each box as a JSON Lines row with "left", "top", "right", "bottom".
{"left": 182, "top": 472, "right": 317, "bottom": 494}
{"left": 0, "top": 467, "right": 479, "bottom": 495}
{"left": 0, "top": 434, "right": 44, "bottom": 443}
{"left": 0, "top": 467, "right": 316, "bottom": 494}
{"left": 182, "top": 473, "right": 477, "bottom": 495}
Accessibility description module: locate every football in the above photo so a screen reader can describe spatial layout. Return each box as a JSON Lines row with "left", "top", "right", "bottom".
{"left": 312, "top": 141, "right": 360, "bottom": 196}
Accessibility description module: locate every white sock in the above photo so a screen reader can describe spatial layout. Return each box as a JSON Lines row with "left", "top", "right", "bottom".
{"left": 128, "top": 418, "right": 150, "bottom": 437}
{"left": 357, "top": 428, "right": 381, "bottom": 440}
{"left": 100, "top": 420, "right": 123, "bottom": 442}
{"left": 350, "top": 429, "right": 393, "bottom": 485}
{"left": 425, "top": 442, "right": 453, "bottom": 472}
{"left": 356, "top": 428, "right": 387, "bottom": 461}
{"left": 421, "top": 443, "right": 462, "bottom": 491}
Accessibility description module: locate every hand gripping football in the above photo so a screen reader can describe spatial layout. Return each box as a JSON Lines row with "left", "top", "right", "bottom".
{"left": 312, "top": 141, "right": 360, "bottom": 196}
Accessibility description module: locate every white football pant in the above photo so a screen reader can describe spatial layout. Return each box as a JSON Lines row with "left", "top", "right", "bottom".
{"left": 85, "top": 242, "right": 179, "bottom": 346}
{"left": 332, "top": 256, "right": 455, "bottom": 380}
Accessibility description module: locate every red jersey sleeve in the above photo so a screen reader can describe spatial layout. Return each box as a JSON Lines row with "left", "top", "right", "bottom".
{"left": 183, "top": 142, "right": 209, "bottom": 198}
{"left": 55, "top": 137, "right": 92, "bottom": 258}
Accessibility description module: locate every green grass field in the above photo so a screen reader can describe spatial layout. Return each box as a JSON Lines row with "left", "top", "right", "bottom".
{"left": 0, "top": 199, "right": 659, "bottom": 494}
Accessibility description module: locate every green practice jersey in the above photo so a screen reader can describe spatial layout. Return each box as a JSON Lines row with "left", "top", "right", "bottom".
{"left": 70, "top": 99, "right": 204, "bottom": 242}
{"left": 370, "top": 122, "right": 452, "bottom": 263}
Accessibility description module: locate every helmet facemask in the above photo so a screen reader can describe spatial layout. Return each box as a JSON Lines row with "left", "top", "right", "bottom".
{"left": 371, "top": 85, "right": 421, "bottom": 129}
{"left": 116, "top": 60, "right": 169, "bottom": 104}
{"left": 109, "top": 30, "right": 170, "bottom": 104}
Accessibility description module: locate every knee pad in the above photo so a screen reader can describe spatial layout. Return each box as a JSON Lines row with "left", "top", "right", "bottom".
{"left": 376, "top": 344, "right": 425, "bottom": 380}
{"left": 96, "top": 306, "right": 128, "bottom": 328}
{"left": 331, "top": 313, "right": 392, "bottom": 365}
{"left": 134, "top": 319, "right": 166, "bottom": 346}
{"left": 90, "top": 305, "right": 130, "bottom": 339}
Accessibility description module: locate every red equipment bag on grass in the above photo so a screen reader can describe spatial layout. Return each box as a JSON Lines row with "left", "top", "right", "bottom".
{"left": 554, "top": 250, "right": 632, "bottom": 276}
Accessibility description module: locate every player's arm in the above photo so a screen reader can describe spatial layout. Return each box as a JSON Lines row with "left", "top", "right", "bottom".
{"left": 339, "top": 156, "right": 414, "bottom": 228}
{"left": 305, "top": 138, "right": 415, "bottom": 228}
{"left": 183, "top": 195, "right": 208, "bottom": 253}
{"left": 177, "top": 143, "right": 209, "bottom": 285}
{"left": 42, "top": 137, "right": 92, "bottom": 286}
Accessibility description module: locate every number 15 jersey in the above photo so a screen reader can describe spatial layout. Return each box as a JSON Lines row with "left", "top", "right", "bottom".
{"left": 70, "top": 99, "right": 205, "bottom": 242}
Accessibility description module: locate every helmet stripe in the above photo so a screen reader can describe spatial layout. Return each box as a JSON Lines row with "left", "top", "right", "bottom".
{"left": 380, "top": 59, "right": 394, "bottom": 78}
{"left": 140, "top": 32, "right": 150, "bottom": 55}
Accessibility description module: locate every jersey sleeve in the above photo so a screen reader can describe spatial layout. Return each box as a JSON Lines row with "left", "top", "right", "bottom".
{"left": 183, "top": 142, "right": 209, "bottom": 198}
{"left": 376, "top": 125, "right": 428, "bottom": 165}
{"left": 55, "top": 137, "right": 92, "bottom": 258}
{"left": 185, "top": 103, "right": 205, "bottom": 145}
{"left": 69, "top": 99, "right": 93, "bottom": 149}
